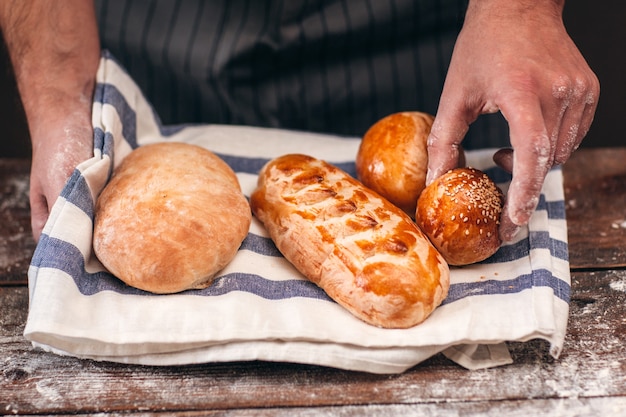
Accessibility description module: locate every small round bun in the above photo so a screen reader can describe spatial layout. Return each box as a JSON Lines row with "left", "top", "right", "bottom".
{"left": 415, "top": 167, "right": 504, "bottom": 266}
{"left": 93, "top": 142, "right": 251, "bottom": 294}
{"left": 356, "top": 112, "right": 433, "bottom": 215}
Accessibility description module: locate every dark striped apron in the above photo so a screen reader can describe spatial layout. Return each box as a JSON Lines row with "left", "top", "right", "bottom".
{"left": 95, "top": 0, "right": 509, "bottom": 148}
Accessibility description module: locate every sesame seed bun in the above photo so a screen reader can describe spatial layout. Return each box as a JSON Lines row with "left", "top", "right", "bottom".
{"left": 415, "top": 167, "right": 504, "bottom": 266}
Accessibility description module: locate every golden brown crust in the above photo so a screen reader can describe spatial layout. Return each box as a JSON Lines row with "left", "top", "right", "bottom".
{"left": 415, "top": 167, "right": 503, "bottom": 266}
{"left": 355, "top": 112, "right": 434, "bottom": 215}
{"left": 93, "top": 142, "right": 251, "bottom": 294}
{"left": 251, "top": 153, "right": 450, "bottom": 328}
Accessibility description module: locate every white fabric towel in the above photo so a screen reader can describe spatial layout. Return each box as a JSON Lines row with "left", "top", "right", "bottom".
{"left": 24, "top": 52, "right": 571, "bottom": 374}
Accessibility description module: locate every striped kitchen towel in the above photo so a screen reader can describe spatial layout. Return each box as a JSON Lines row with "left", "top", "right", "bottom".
{"left": 24, "top": 51, "right": 570, "bottom": 374}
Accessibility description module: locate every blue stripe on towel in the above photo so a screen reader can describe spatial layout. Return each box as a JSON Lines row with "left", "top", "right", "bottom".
{"left": 93, "top": 83, "right": 138, "bottom": 148}
{"left": 59, "top": 171, "right": 95, "bottom": 219}
{"left": 217, "top": 153, "right": 357, "bottom": 178}
{"left": 240, "top": 233, "right": 283, "bottom": 257}
{"left": 32, "top": 235, "right": 330, "bottom": 300}
{"left": 93, "top": 128, "right": 116, "bottom": 160}
{"left": 443, "top": 268, "right": 570, "bottom": 304}
{"left": 482, "top": 231, "right": 568, "bottom": 263}
{"left": 32, "top": 235, "right": 569, "bottom": 303}
{"left": 244, "top": 230, "right": 568, "bottom": 263}
{"left": 192, "top": 273, "right": 332, "bottom": 301}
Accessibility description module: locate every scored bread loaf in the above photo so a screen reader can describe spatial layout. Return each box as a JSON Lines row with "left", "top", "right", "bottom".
{"left": 93, "top": 142, "right": 251, "bottom": 294}
{"left": 250, "top": 153, "right": 450, "bottom": 328}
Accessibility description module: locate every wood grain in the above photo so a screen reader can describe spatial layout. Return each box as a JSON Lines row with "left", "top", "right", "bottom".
{"left": 563, "top": 147, "right": 626, "bottom": 269}
{"left": 0, "top": 159, "right": 33, "bottom": 285}
{"left": 2, "top": 268, "right": 625, "bottom": 415}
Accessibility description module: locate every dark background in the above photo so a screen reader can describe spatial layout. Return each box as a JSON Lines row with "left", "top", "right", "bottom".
{"left": 1, "top": 1, "right": 624, "bottom": 158}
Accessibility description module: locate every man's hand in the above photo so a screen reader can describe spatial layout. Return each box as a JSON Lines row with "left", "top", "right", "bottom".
{"left": 28, "top": 106, "right": 94, "bottom": 242}
{"left": 0, "top": 0, "right": 100, "bottom": 241}
{"left": 426, "top": 0, "right": 599, "bottom": 241}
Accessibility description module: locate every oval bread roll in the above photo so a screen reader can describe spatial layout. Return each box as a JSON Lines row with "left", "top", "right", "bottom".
{"left": 250, "top": 154, "right": 450, "bottom": 328}
{"left": 355, "top": 112, "right": 434, "bottom": 215}
{"left": 416, "top": 167, "right": 504, "bottom": 266}
{"left": 93, "top": 142, "right": 251, "bottom": 294}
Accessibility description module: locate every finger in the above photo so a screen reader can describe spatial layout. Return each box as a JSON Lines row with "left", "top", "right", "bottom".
{"left": 29, "top": 192, "right": 50, "bottom": 243}
{"left": 492, "top": 148, "right": 521, "bottom": 241}
{"left": 553, "top": 113, "right": 581, "bottom": 165}
{"left": 426, "top": 105, "right": 472, "bottom": 185}
{"left": 493, "top": 147, "right": 514, "bottom": 173}
{"left": 457, "top": 145, "right": 467, "bottom": 168}
{"left": 499, "top": 210, "right": 522, "bottom": 243}
{"left": 554, "top": 80, "right": 600, "bottom": 164}
{"left": 499, "top": 96, "right": 552, "bottom": 229}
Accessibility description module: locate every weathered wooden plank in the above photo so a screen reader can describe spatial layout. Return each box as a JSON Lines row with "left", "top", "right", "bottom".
{"left": 2, "top": 268, "right": 625, "bottom": 415}
{"left": 8, "top": 397, "right": 624, "bottom": 417}
{"left": 563, "top": 147, "right": 626, "bottom": 269}
{"left": 195, "top": 397, "right": 626, "bottom": 417}
{"left": 0, "top": 158, "right": 33, "bottom": 284}
{"left": 0, "top": 286, "right": 28, "bottom": 337}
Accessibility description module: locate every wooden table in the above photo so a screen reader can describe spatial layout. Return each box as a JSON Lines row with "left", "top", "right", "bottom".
{"left": 2, "top": 148, "right": 625, "bottom": 416}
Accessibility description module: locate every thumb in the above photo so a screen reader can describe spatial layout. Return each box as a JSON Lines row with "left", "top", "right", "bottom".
{"left": 29, "top": 190, "right": 50, "bottom": 243}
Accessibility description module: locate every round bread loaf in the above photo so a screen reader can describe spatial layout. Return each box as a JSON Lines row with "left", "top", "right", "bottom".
{"left": 355, "top": 112, "right": 433, "bottom": 215}
{"left": 93, "top": 142, "right": 251, "bottom": 294}
{"left": 415, "top": 167, "right": 504, "bottom": 266}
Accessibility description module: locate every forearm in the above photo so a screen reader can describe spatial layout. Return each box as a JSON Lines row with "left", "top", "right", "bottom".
{"left": 465, "top": 0, "right": 565, "bottom": 36}
{"left": 466, "top": 0, "right": 565, "bottom": 16}
{"left": 0, "top": 0, "right": 100, "bottom": 141}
